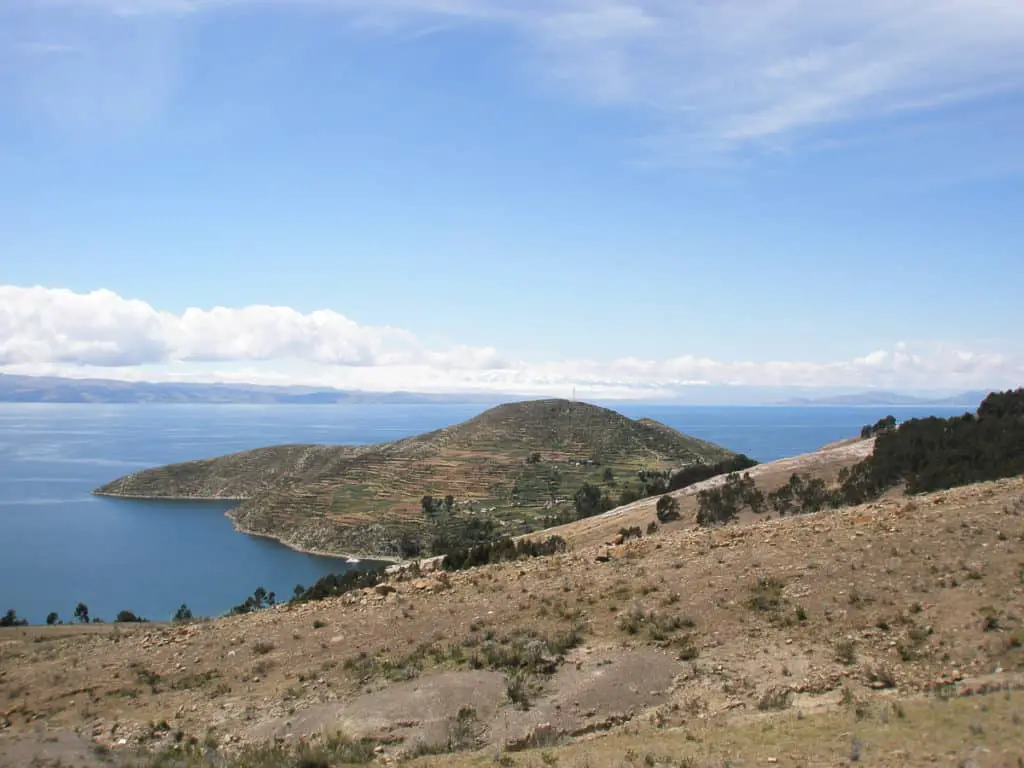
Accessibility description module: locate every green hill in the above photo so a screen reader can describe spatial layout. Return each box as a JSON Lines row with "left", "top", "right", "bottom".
{"left": 95, "top": 399, "right": 734, "bottom": 557}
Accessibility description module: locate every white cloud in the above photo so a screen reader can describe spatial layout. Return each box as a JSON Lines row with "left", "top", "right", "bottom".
{"left": 0, "top": 285, "right": 496, "bottom": 369}
{"left": 1, "top": 285, "right": 1020, "bottom": 398}
{"left": 6, "top": 0, "right": 1023, "bottom": 148}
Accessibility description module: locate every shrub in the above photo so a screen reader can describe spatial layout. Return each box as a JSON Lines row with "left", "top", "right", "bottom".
{"left": 115, "top": 610, "right": 147, "bottom": 623}
{"left": 668, "top": 454, "right": 759, "bottom": 492}
{"left": 0, "top": 609, "right": 28, "bottom": 628}
{"left": 835, "top": 638, "right": 857, "bottom": 665}
{"left": 506, "top": 672, "right": 531, "bottom": 710}
{"left": 747, "top": 578, "right": 785, "bottom": 612}
{"left": 252, "top": 640, "right": 276, "bottom": 656}
{"left": 758, "top": 686, "right": 793, "bottom": 711}
{"left": 656, "top": 494, "right": 681, "bottom": 523}
{"left": 618, "top": 526, "right": 642, "bottom": 542}
{"left": 173, "top": 604, "right": 193, "bottom": 622}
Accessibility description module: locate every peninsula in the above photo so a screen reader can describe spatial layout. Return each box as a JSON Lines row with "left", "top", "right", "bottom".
{"left": 94, "top": 399, "right": 736, "bottom": 558}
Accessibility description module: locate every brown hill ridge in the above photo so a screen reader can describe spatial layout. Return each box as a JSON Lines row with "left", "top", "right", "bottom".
{"left": 94, "top": 399, "right": 735, "bottom": 558}
{"left": 4, "top": 471, "right": 1023, "bottom": 767}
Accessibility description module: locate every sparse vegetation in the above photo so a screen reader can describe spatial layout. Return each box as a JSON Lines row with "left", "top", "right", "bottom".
{"left": 835, "top": 638, "right": 858, "bottom": 665}
{"left": 0, "top": 609, "right": 28, "bottom": 627}
{"left": 667, "top": 454, "right": 759, "bottom": 492}
{"left": 173, "top": 604, "right": 194, "bottom": 622}
{"left": 747, "top": 577, "right": 786, "bottom": 612}
{"left": 116, "top": 610, "right": 148, "bottom": 623}
{"left": 696, "top": 472, "right": 765, "bottom": 526}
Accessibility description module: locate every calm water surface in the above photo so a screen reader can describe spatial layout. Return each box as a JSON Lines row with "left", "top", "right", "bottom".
{"left": 0, "top": 402, "right": 967, "bottom": 623}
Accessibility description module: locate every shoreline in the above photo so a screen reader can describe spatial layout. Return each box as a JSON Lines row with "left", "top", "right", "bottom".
{"left": 92, "top": 490, "right": 402, "bottom": 564}
{"left": 227, "top": 516, "right": 402, "bottom": 564}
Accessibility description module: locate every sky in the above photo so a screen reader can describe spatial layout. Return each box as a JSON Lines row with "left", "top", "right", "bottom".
{"left": 1, "top": 0, "right": 1022, "bottom": 399}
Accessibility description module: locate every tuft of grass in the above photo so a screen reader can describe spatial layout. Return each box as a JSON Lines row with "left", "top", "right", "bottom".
{"left": 747, "top": 577, "right": 785, "bottom": 612}
{"left": 834, "top": 638, "right": 857, "bottom": 665}
{"left": 252, "top": 640, "right": 276, "bottom": 656}
{"left": 506, "top": 672, "right": 532, "bottom": 711}
{"left": 757, "top": 686, "right": 793, "bottom": 711}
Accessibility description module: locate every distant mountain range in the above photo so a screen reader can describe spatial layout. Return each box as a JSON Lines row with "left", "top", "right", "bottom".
{"left": 0, "top": 372, "right": 996, "bottom": 408}
{"left": 779, "top": 390, "right": 990, "bottom": 407}
{"left": 0, "top": 373, "right": 502, "bottom": 405}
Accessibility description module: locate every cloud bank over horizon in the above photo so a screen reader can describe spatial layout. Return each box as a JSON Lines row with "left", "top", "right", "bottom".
{"left": 1, "top": 286, "right": 1019, "bottom": 399}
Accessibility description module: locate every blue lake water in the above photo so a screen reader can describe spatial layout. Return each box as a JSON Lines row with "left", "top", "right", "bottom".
{"left": 0, "top": 402, "right": 969, "bottom": 624}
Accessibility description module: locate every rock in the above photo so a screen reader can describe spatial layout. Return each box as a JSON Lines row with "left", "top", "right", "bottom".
{"left": 375, "top": 584, "right": 397, "bottom": 596}
{"left": 418, "top": 555, "right": 445, "bottom": 573}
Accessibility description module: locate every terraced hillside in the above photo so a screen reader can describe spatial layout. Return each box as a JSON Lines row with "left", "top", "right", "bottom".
{"left": 95, "top": 399, "right": 734, "bottom": 557}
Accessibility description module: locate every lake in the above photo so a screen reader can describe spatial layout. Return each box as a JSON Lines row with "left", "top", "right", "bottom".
{"left": 0, "top": 402, "right": 969, "bottom": 623}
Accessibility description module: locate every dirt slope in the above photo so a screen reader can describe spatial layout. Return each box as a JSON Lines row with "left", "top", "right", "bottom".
{"left": 3, "top": 471, "right": 1023, "bottom": 767}
{"left": 546, "top": 436, "right": 877, "bottom": 550}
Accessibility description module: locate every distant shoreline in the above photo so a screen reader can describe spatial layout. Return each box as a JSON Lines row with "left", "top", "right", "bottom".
{"left": 93, "top": 491, "right": 249, "bottom": 502}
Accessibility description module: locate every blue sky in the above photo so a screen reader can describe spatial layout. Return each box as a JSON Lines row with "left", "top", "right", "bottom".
{"left": 1, "top": 0, "right": 1022, "bottom": 398}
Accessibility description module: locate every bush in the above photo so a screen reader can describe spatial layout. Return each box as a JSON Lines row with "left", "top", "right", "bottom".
{"left": 0, "top": 609, "right": 28, "bottom": 627}
{"left": 655, "top": 494, "right": 681, "bottom": 523}
{"left": 758, "top": 686, "right": 793, "bottom": 711}
{"left": 115, "top": 610, "right": 147, "bottom": 623}
{"left": 252, "top": 640, "right": 276, "bottom": 655}
{"left": 173, "top": 604, "right": 194, "bottom": 622}
{"left": 747, "top": 578, "right": 785, "bottom": 612}
{"left": 442, "top": 536, "right": 566, "bottom": 572}
{"left": 668, "top": 454, "right": 759, "bottom": 492}
{"left": 841, "top": 389, "right": 1024, "bottom": 500}
{"left": 835, "top": 638, "right": 857, "bottom": 665}
{"left": 696, "top": 472, "right": 765, "bottom": 526}
{"left": 618, "top": 526, "right": 642, "bottom": 542}
{"left": 573, "top": 483, "right": 613, "bottom": 519}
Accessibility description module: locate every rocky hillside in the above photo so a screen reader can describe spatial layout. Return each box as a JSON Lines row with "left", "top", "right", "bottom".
{"left": 546, "top": 435, "right": 878, "bottom": 550}
{"left": 95, "top": 400, "right": 735, "bottom": 557}
{"left": 4, "top": 473, "right": 1023, "bottom": 767}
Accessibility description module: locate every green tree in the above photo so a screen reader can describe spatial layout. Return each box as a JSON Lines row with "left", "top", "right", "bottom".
{"left": 421, "top": 495, "right": 440, "bottom": 522}
{"left": 73, "top": 602, "right": 90, "bottom": 624}
{"left": 173, "top": 604, "right": 194, "bottom": 622}
{"left": 115, "top": 610, "right": 146, "bottom": 623}
{"left": 45, "top": 612, "right": 59, "bottom": 626}
{"left": 0, "top": 609, "right": 28, "bottom": 627}
{"left": 573, "top": 483, "right": 611, "bottom": 519}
